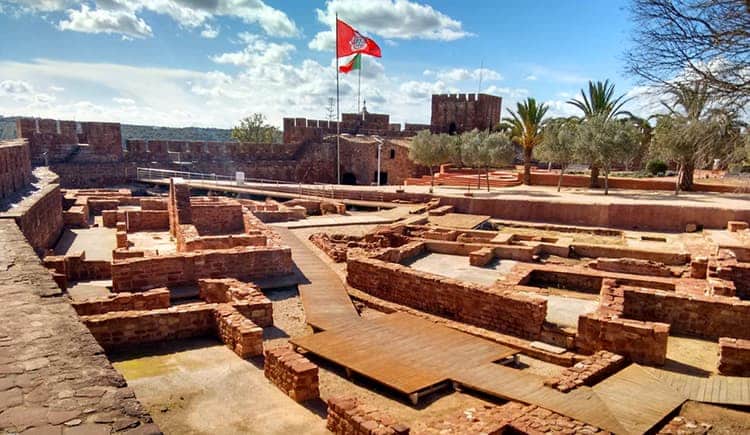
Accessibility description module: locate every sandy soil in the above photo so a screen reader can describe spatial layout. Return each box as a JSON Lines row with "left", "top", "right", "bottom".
{"left": 679, "top": 401, "right": 750, "bottom": 434}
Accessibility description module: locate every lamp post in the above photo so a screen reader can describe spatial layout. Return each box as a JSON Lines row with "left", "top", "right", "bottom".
{"left": 374, "top": 136, "right": 383, "bottom": 186}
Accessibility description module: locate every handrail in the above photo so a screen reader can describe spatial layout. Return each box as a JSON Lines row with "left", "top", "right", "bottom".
{"left": 135, "top": 167, "right": 298, "bottom": 186}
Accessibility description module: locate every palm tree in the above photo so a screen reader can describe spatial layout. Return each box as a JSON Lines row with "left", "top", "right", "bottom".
{"left": 502, "top": 98, "right": 549, "bottom": 185}
{"left": 567, "top": 80, "right": 631, "bottom": 187}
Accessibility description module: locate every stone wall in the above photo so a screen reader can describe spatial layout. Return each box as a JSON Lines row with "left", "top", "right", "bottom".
{"left": 577, "top": 312, "right": 669, "bottom": 365}
{"left": 111, "top": 246, "right": 293, "bottom": 292}
{"left": 213, "top": 304, "right": 264, "bottom": 358}
{"left": 43, "top": 251, "right": 111, "bottom": 284}
{"left": 190, "top": 198, "right": 245, "bottom": 235}
{"left": 543, "top": 351, "right": 626, "bottom": 392}
{"left": 125, "top": 210, "right": 170, "bottom": 231}
{"left": 347, "top": 256, "right": 547, "bottom": 339}
{"left": 621, "top": 286, "right": 750, "bottom": 340}
{"left": 71, "top": 288, "right": 171, "bottom": 316}
{"left": 718, "top": 337, "right": 750, "bottom": 376}
{"left": 326, "top": 396, "right": 409, "bottom": 435}
{"left": 0, "top": 139, "right": 32, "bottom": 198}
{"left": 431, "top": 93, "right": 502, "bottom": 134}
{"left": 198, "top": 278, "right": 273, "bottom": 327}
{"left": 1, "top": 183, "right": 64, "bottom": 254}
{"left": 263, "top": 345, "right": 320, "bottom": 402}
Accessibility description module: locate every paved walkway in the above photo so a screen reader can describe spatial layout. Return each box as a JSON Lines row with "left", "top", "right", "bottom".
{"left": 0, "top": 220, "right": 156, "bottom": 434}
{"left": 275, "top": 227, "right": 360, "bottom": 331}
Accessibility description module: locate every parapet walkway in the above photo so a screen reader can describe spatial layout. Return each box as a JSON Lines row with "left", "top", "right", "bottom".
{"left": 275, "top": 227, "right": 360, "bottom": 331}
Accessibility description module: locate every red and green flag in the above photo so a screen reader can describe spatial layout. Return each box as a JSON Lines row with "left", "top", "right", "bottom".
{"left": 339, "top": 53, "right": 361, "bottom": 74}
{"left": 336, "top": 19, "right": 381, "bottom": 58}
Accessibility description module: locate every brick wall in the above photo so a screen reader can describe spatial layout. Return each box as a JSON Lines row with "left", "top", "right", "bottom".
{"left": 326, "top": 396, "right": 408, "bottom": 435}
{"left": 431, "top": 93, "right": 502, "bottom": 134}
{"left": 44, "top": 251, "right": 111, "bottom": 282}
{"left": 198, "top": 278, "right": 273, "bottom": 327}
{"left": 125, "top": 210, "right": 170, "bottom": 231}
{"left": 190, "top": 199, "right": 244, "bottom": 235}
{"left": 2, "top": 183, "right": 64, "bottom": 254}
{"left": 577, "top": 312, "right": 669, "bottom": 365}
{"left": 111, "top": 246, "right": 293, "bottom": 292}
{"left": 0, "top": 139, "right": 32, "bottom": 198}
{"left": 718, "top": 338, "right": 750, "bottom": 376}
{"left": 543, "top": 351, "right": 626, "bottom": 392}
{"left": 263, "top": 345, "right": 319, "bottom": 402}
{"left": 81, "top": 303, "right": 216, "bottom": 349}
{"left": 621, "top": 286, "right": 750, "bottom": 340}
{"left": 214, "top": 304, "right": 264, "bottom": 358}
{"left": 71, "top": 288, "right": 171, "bottom": 316}
{"left": 347, "top": 256, "right": 547, "bottom": 339}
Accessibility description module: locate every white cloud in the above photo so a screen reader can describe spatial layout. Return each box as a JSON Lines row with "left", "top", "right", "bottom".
{"left": 59, "top": 4, "right": 153, "bottom": 39}
{"left": 0, "top": 79, "right": 55, "bottom": 104}
{"left": 435, "top": 67, "right": 502, "bottom": 82}
{"left": 211, "top": 34, "right": 295, "bottom": 67}
{"left": 113, "top": 97, "right": 136, "bottom": 105}
{"left": 49, "top": 85, "right": 65, "bottom": 92}
{"left": 525, "top": 65, "right": 589, "bottom": 85}
{"left": 525, "top": 75, "right": 537, "bottom": 81}
{"left": 309, "top": 0, "right": 471, "bottom": 51}
{"left": 200, "top": 24, "right": 219, "bottom": 39}
{"left": 7, "top": 0, "right": 298, "bottom": 38}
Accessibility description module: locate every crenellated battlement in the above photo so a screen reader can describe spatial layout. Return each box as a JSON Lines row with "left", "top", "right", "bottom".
{"left": 431, "top": 93, "right": 502, "bottom": 134}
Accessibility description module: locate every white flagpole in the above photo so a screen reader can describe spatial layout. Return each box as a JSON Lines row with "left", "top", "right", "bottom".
{"left": 335, "top": 13, "right": 341, "bottom": 185}
{"left": 358, "top": 56, "right": 361, "bottom": 113}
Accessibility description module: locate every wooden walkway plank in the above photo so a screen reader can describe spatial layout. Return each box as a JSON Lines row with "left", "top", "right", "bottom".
{"left": 645, "top": 368, "right": 750, "bottom": 406}
{"left": 275, "top": 227, "right": 361, "bottom": 331}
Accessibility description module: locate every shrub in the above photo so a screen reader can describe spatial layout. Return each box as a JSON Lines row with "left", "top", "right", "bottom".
{"left": 646, "top": 159, "right": 668, "bottom": 175}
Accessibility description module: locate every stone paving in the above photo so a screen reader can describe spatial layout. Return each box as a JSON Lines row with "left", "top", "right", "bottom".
{"left": 0, "top": 220, "right": 157, "bottom": 434}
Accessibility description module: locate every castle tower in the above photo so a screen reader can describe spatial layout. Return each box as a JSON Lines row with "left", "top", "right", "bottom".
{"left": 430, "top": 93, "right": 502, "bottom": 134}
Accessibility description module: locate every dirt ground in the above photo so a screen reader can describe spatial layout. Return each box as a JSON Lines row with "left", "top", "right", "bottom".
{"left": 679, "top": 401, "right": 750, "bottom": 434}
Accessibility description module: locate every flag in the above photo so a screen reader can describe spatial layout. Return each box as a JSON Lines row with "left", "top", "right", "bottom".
{"left": 339, "top": 54, "right": 361, "bottom": 74}
{"left": 336, "top": 19, "right": 381, "bottom": 58}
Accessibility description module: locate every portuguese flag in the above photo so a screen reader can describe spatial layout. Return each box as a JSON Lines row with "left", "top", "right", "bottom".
{"left": 339, "top": 53, "right": 361, "bottom": 74}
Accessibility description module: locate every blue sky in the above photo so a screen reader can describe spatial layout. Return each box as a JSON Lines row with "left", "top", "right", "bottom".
{"left": 0, "top": 0, "right": 646, "bottom": 128}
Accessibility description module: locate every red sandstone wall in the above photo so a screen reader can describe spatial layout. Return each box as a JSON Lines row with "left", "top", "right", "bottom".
{"left": 621, "top": 287, "right": 750, "bottom": 340}
{"left": 190, "top": 201, "right": 244, "bottom": 235}
{"left": 7, "top": 184, "right": 64, "bottom": 253}
{"left": 0, "top": 140, "right": 32, "bottom": 198}
{"left": 71, "top": 288, "right": 171, "bottom": 316}
{"left": 347, "top": 256, "right": 547, "bottom": 339}
{"left": 125, "top": 210, "right": 170, "bottom": 231}
{"left": 264, "top": 346, "right": 320, "bottom": 402}
{"left": 577, "top": 313, "right": 669, "bottom": 365}
{"left": 111, "top": 246, "right": 293, "bottom": 292}
{"left": 529, "top": 171, "right": 745, "bottom": 194}
{"left": 718, "top": 338, "right": 750, "bottom": 376}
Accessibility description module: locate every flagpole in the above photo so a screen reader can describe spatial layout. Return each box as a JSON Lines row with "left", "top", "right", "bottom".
{"left": 358, "top": 57, "right": 361, "bottom": 113}
{"left": 335, "top": 13, "right": 341, "bottom": 184}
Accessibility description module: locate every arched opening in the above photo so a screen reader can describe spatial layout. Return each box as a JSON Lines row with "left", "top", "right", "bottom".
{"left": 448, "top": 122, "right": 457, "bottom": 135}
{"left": 389, "top": 149, "right": 396, "bottom": 159}
{"left": 342, "top": 172, "right": 357, "bottom": 185}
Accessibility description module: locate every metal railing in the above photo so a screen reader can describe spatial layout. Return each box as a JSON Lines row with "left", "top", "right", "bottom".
{"left": 135, "top": 167, "right": 297, "bottom": 186}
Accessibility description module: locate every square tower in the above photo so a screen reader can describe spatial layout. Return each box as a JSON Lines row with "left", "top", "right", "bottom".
{"left": 430, "top": 93, "right": 502, "bottom": 134}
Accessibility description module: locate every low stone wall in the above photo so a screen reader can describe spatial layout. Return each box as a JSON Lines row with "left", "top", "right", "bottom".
{"left": 81, "top": 303, "right": 216, "bottom": 348}
{"left": 577, "top": 313, "right": 669, "bottom": 365}
{"left": 264, "top": 345, "right": 320, "bottom": 402}
{"left": 0, "top": 139, "right": 32, "bottom": 198}
{"left": 621, "top": 286, "right": 750, "bottom": 340}
{"left": 191, "top": 198, "right": 245, "bottom": 235}
{"left": 543, "top": 351, "right": 626, "bottom": 392}
{"left": 199, "top": 278, "right": 273, "bottom": 327}
{"left": 181, "top": 230, "right": 267, "bottom": 252}
{"left": 589, "top": 258, "right": 674, "bottom": 277}
{"left": 347, "top": 256, "right": 547, "bottom": 339}
{"left": 214, "top": 304, "right": 264, "bottom": 358}
{"left": 63, "top": 205, "right": 88, "bottom": 228}
{"left": 1, "top": 183, "right": 63, "bottom": 253}
{"left": 125, "top": 210, "right": 170, "bottom": 231}
{"left": 140, "top": 197, "right": 168, "bottom": 210}
{"left": 71, "top": 288, "right": 171, "bottom": 315}
{"left": 44, "top": 251, "right": 111, "bottom": 283}
{"left": 712, "top": 257, "right": 750, "bottom": 300}
{"left": 572, "top": 243, "right": 689, "bottom": 265}
{"left": 111, "top": 245, "right": 293, "bottom": 292}
{"left": 326, "top": 396, "right": 408, "bottom": 435}
{"left": 718, "top": 337, "right": 750, "bottom": 376}
{"left": 413, "top": 401, "right": 609, "bottom": 434}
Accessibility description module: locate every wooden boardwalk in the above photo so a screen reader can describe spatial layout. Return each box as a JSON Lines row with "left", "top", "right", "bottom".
{"left": 646, "top": 368, "right": 750, "bottom": 406}
{"left": 276, "top": 227, "right": 360, "bottom": 331}
{"left": 291, "top": 312, "right": 517, "bottom": 398}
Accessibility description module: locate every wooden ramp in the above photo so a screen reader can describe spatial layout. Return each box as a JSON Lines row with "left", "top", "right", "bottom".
{"left": 428, "top": 213, "right": 491, "bottom": 229}
{"left": 454, "top": 364, "right": 686, "bottom": 435}
{"left": 275, "top": 227, "right": 360, "bottom": 331}
{"left": 291, "top": 312, "right": 517, "bottom": 398}
{"left": 646, "top": 368, "right": 750, "bottom": 406}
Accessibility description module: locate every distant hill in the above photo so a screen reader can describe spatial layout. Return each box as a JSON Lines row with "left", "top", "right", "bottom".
{"left": 0, "top": 116, "right": 235, "bottom": 143}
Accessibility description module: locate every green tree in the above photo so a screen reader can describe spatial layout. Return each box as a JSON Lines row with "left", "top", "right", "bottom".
{"left": 459, "top": 129, "right": 514, "bottom": 191}
{"left": 575, "top": 115, "right": 640, "bottom": 195}
{"left": 408, "top": 130, "right": 453, "bottom": 193}
{"left": 502, "top": 98, "right": 549, "bottom": 185}
{"left": 650, "top": 82, "right": 744, "bottom": 192}
{"left": 231, "top": 113, "right": 281, "bottom": 144}
{"left": 537, "top": 118, "right": 579, "bottom": 191}
{"left": 567, "top": 80, "right": 631, "bottom": 187}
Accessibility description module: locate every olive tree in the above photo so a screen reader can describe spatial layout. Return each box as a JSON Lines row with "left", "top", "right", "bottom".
{"left": 537, "top": 119, "right": 579, "bottom": 191}
{"left": 408, "top": 130, "right": 453, "bottom": 193}
{"left": 460, "top": 129, "right": 515, "bottom": 191}
{"left": 575, "top": 115, "right": 641, "bottom": 195}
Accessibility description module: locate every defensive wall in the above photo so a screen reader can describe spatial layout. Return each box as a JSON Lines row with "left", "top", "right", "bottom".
{"left": 431, "top": 93, "right": 502, "bottom": 134}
